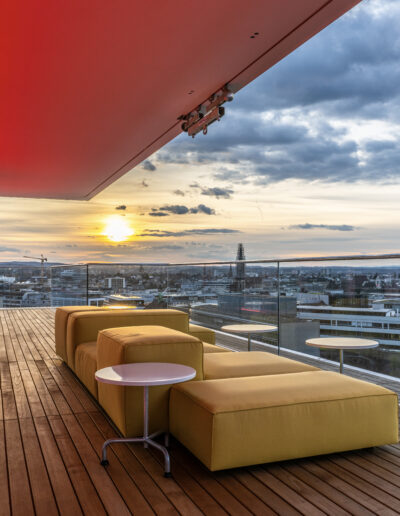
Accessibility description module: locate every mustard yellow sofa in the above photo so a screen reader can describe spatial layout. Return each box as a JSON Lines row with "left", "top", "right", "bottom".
{"left": 54, "top": 306, "right": 399, "bottom": 472}
{"left": 55, "top": 306, "right": 220, "bottom": 368}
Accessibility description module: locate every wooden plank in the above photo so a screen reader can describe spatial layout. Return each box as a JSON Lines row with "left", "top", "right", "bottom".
{"left": 329, "top": 455, "right": 400, "bottom": 501}
{"left": 0, "top": 421, "right": 11, "bottom": 516}
{"left": 60, "top": 413, "right": 131, "bottom": 516}
{"left": 282, "top": 460, "right": 374, "bottom": 516}
{"left": 234, "top": 469, "right": 301, "bottom": 516}
{"left": 0, "top": 362, "right": 17, "bottom": 420}
{"left": 35, "top": 359, "right": 72, "bottom": 415}
{"left": 19, "top": 417, "right": 59, "bottom": 514}
{"left": 76, "top": 412, "right": 158, "bottom": 516}
{"left": 48, "top": 415, "right": 107, "bottom": 516}
{"left": 90, "top": 410, "right": 204, "bottom": 516}
{"left": 8, "top": 361, "right": 31, "bottom": 419}
{"left": 312, "top": 457, "right": 400, "bottom": 515}
{"left": 5, "top": 419, "right": 35, "bottom": 515}
{"left": 250, "top": 466, "right": 325, "bottom": 516}
{"left": 170, "top": 443, "right": 255, "bottom": 516}
{"left": 34, "top": 416, "right": 83, "bottom": 515}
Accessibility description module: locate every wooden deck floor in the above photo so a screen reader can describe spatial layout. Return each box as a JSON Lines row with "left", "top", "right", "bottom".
{"left": 0, "top": 308, "right": 399, "bottom": 516}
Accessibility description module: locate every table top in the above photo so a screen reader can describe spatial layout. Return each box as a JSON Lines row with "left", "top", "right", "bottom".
{"left": 221, "top": 323, "right": 277, "bottom": 334}
{"left": 95, "top": 362, "right": 196, "bottom": 386}
{"left": 306, "top": 337, "right": 379, "bottom": 350}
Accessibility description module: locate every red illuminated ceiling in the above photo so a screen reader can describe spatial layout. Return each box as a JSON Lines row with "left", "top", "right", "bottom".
{"left": 0, "top": 0, "right": 360, "bottom": 200}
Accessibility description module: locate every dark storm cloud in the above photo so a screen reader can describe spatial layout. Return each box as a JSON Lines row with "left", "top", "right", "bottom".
{"left": 142, "top": 160, "right": 156, "bottom": 171}
{"left": 157, "top": 2, "right": 400, "bottom": 185}
{"left": 115, "top": 205, "right": 126, "bottom": 210}
{"left": 140, "top": 228, "right": 239, "bottom": 238}
{"left": 288, "top": 223, "right": 358, "bottom": 232}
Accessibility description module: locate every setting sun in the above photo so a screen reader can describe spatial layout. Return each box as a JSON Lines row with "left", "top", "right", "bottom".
{"left": 103, "top": 215, "right": 134, "bottom": 242}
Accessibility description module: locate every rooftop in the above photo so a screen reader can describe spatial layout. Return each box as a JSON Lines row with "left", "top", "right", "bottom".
{"left": 2, "top": 307, "right": 399, "bottom": 514}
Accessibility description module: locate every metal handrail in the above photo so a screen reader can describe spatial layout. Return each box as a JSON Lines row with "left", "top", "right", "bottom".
{"left": 49, "top": 252, "right": 400, "bottom": 268}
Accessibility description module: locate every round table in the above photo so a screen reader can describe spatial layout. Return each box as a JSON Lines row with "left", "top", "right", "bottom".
{"left": 305, "top": 337, "right": 379, "bottom": 374}
{"left": 95, "top": 362, "right": 196, "bottom": 477}
{"left": 221, "top": 323, "right": 277, "bottom": 351}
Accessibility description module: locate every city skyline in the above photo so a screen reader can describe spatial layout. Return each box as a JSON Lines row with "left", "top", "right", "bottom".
{"left": 1, "top": 0, "right": 399, "bottom": 264}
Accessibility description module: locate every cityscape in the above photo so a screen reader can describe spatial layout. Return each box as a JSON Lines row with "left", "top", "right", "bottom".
{"left": 2, "top": 244, "right": 400, "bottom": 377}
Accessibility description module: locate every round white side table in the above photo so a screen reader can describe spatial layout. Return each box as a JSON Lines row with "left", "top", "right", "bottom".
{"left": 95, "top": 362, "right": 196, "bottom": 477}
{"left": 221, "top": 323, "right": 277, "bottom": 351}
{"left": 306, "top": 337, "right": 379, "bottom": 374}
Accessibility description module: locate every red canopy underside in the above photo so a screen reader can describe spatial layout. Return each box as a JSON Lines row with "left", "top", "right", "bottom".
{"left": 0, "top": 0, "right": 360, "bottom": 200}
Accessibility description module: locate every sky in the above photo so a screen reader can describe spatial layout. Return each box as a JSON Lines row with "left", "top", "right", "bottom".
{"left": 1, "top": 0, "right": 400, "bottom": 264}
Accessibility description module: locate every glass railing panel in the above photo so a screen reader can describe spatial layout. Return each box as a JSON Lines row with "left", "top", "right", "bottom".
{"left": 279, "top": 258, "right": 400, "bottom": 378}
{"left": 169, "top": 262, "right": 279, "bottom": 352}
{"left": 50, "top": 264, "right": 88, "bottom": 306}
{"left": 0, "top": 264, "right": 51, "bottom": 307}
{"left": 87, "top": 264, "right": 168, "bottom": 308}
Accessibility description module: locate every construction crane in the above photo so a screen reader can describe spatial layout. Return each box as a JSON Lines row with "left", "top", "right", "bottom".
{"left": 23, "top": 254, "right": 48, "bottom": 279}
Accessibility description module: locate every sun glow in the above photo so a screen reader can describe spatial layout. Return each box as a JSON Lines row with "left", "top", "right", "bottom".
{"left": 103, "top": 215, "right": 134, "bottom": 242}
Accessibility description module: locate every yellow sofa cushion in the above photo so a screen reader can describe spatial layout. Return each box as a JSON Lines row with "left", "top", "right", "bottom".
{"left": 97, "top": 325, "right": 203, "bottom": 437}
{"left": 204, "top": 351, "right": 319, "bottom": 379}
{"left": 75, "top": 341, "right": 98, "bottom": 398}
{"left": 55, "top": 306, "right": 105, "bottom": 362}
{"left": 66, "top": 308, "right": 189, "bottom": 369}
{"left": 170, "top": 371, "right": 398, "bottom": 471}
{"left": 188, "top": 323, "right": 215, "bottom": 345}
{"left": 202, "top": 342, "right": 231, "bottom": 354}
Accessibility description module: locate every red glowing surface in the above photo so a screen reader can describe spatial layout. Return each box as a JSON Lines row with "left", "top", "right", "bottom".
{"left": 0, "top": 0, "right": 360, "bottom": 200}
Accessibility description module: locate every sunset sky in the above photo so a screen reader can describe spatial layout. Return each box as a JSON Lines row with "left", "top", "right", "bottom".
{"left": 1, "top": 0, "right": 400, "bottom": 264}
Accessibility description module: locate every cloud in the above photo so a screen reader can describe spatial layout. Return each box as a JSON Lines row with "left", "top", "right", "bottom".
{"left": 173, "top": 189, "right": 185, "bottom": 196}
{"left": 139, "top": 228, "right": 240, "bottom": 238}
{"left": 0, "top": 246, "right": 20, "bottom": 253}
{"left": 142, "top": 160, "right": 156, "bottom": 171}
{"left": 148, "top": 211, "right": 169, "bottom": 217}
{"left": 288, "top": 223, "right": 358, "bottom": 232}
{"left": 160, "top": 205, "right": 189, "bottom": 215}
{"left": 115, "top": 205, "right": 126, "bottom": 210}
{"left": 200, "top": 186, "right": 234, "bottom": 199}
{"left": 156, "top": 2, "right": 400, "bottom": 186}
{"left": 142, "top": 180, "right": 149, "bottom": 188}
{"left": 189, "top": 204, "right": 216, "bottom": 215}
{"left": 150, "top": 204, "right": 216, "bottom": 216}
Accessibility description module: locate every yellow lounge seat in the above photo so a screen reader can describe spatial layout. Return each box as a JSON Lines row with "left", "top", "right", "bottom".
{"left": 188, "top": 323, "right": 215, "bottom": 344}
{"left": 202, "top": 342, "right": 231, "bottom": 354}
{"left": 170, "top": 371, "right": 398, "bottom": 471}
{"left": 75, "top": 341, "right": 98, "bottom": 398}
{"left": 97, "top": 325, "right": 203, "bottom": 437}
{"left": 55, "top": 306, "right": 106, "bottom": 362}
{"left": 204, "top": 351, "right": 319, "bottom": 379}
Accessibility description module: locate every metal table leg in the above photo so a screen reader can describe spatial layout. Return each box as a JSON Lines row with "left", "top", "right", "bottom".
{"left": 100, "top": 385, "right": 172, "bottom": 477}
{"left": 339, "top": 349, "right": 344, "bottom": 374}
{"left": 248, "top": 333, "right": 251, "bottom": 351}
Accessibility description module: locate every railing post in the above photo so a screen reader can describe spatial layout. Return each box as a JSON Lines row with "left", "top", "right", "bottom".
{"left": 277, "top": 261, "right": 280, "bottom": 355}
{"left": 86, "top": 264, "right": 89, "bottom": 305}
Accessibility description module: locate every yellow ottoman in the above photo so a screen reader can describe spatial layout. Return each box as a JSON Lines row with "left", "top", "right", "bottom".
{"left": 97, "top": 325, "right": 203, "bottom": 437}
{"left": 204, "top": 351, "right": 319, "bottom": 379}
{"left": 170, "top": 371, "right": 398, "bottom": 471}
